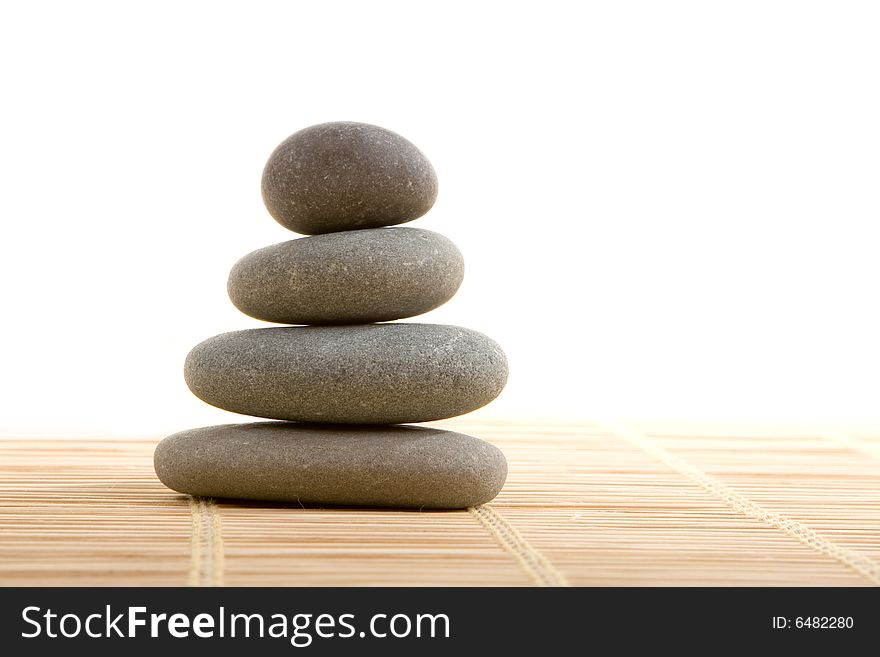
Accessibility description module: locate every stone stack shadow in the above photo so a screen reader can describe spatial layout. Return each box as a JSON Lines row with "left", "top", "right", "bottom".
{"left": 154, "top": 122, "right": 508, "bottom": 509}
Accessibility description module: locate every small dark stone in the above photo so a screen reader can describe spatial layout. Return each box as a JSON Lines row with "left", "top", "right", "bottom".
{"left": 261, "top": 122, "right": 438, "bottom": 235}
{"left": 153, "top": 422, "right": 507, "bottom": 509}
{"left": 227, "top": 227, "right": 464, "bottom": 325}
{"left": 184, "top": 324, "right": 508, "bottom": 424}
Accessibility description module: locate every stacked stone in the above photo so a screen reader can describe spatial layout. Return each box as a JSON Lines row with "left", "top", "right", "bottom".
{"left": 154, "top": 122, "right": 509, "bottom": 509}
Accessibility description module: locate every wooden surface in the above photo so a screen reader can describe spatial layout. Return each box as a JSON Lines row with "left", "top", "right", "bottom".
{"left": 1, "top": 419, "right": 879, "bottom": 586}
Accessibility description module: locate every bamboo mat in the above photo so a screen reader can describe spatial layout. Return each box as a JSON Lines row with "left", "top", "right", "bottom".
{"left": 1, "top": 419, "right": 879, "bottom": 586}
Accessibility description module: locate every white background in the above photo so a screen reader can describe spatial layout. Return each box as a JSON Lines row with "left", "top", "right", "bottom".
{"left": 1, "top": 1, "right": 878, "bottom": 436}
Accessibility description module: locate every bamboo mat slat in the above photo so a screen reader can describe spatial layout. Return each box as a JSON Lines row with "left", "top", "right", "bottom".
{"left": 1, "top": 419, "right": 879, "bottom": 586}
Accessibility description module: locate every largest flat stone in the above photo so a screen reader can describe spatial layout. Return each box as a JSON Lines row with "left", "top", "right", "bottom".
{"left": 262, "top": 122, "right": 438, "bottom": 235}
{"left": 153, "top": 422, "right": 507, "bottom": 508}
{"left": 227, "top": 228, "right": 464, "bottom": 325}
{"left": 184, "top": 324, "right": 508, "bottom": 424}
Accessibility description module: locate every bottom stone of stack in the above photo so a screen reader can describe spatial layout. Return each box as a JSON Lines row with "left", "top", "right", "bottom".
{"left": 153, "top": 422, "right": 507, "bottom": 509}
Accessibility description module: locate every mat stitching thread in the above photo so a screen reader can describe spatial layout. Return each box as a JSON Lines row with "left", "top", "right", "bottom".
{"left": 208, "top": 501, "right": 225, "bottom": 586}
{"left": 469, "top": 505, "right": 570, "bottom": 586}
{"left": 603, "top": 421, "right": 880, "bottom": 586}
{"left": 187, "top": 497, "right": 201, "bottom": 586}
{"left": 188, "top": 497, "right": 224, "bottom": 586}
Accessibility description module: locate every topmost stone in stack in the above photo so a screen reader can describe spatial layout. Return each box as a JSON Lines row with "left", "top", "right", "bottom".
{"left": 262, "top": 121, "right": 439, "bottom": 235}
{"left": 154, "top": 122, "right": 509, "bottom": 509}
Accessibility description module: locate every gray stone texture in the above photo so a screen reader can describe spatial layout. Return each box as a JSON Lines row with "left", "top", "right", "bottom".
{"left": 261, "top": 122, "right": 438, "bottom": 235}
{"left": 184, "top": 324, "right": 508, "bottom": 424}
{"left": 227, "top": 227, "right": 464, "bottom": 325}
{"left": 154, "top": 422, "right": 507, "bottom": 508}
